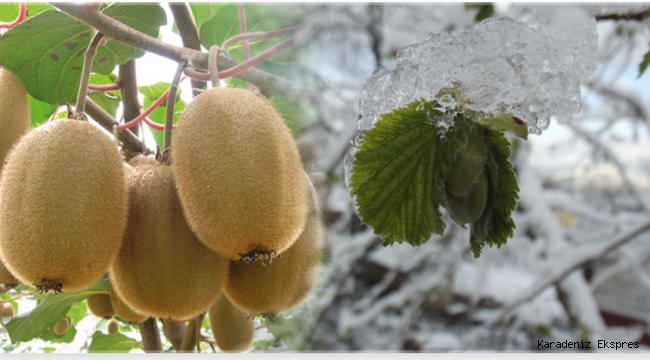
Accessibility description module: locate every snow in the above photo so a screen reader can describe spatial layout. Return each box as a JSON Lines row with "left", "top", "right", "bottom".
{"left": 358, "top": 7, "right": 598, "bottom": 135}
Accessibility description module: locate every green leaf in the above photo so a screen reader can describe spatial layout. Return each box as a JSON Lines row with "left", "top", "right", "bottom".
{"left": 465, "top": 3, "right": 495, "bottom": 23}
{"left": 349, "top": 99, "right": 446, "bottom": 246}
{"left": 478, "top": 113, "right": 528, "bottom": 140}
{"left": 173, "top": 3, "right": 223, "bottom": 34}
{"left": 28, "top": 94, "right": 58, "bottom": 128}
{"left": 0, "top": 10, "right": 92, "bottom": 104}
{"left": 88, "top": 331, "right": 140, "bottom": 353}
{"left": 138, "top": 81, "right": 180, "bottom": 106}
{"left": 65, "top": 300, "right": 88, "bottom": 323}
{"left": 199, "top": 3, "right": 239, "bottom": 51}
{"left": 0, "top": 3, "right": 53, "bottom": 22}
{"left": 267, "top": 316, "right": 311, "bottom": 351}
{"left": 638, "top": 46, "right": 650, "bottom": 78}
{"left": 271, "top": 96, "right": 317, "bottom": 134}
{"left": 3, "top": 280, "right": 109, "bottom": 343}
{"left": 93, "top": 4, "right": 166, "bottom": 75}
{"left": 88, "top": 91, "right": 120, "bottom": 117}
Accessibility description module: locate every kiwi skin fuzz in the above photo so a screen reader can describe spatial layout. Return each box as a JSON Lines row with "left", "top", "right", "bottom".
{"left": 209, "top": 293, "right": 255, "bottom": 352}
{"left": 110, "top": 165, "right": 229, "bottom": 319}
{"left": 87, "top": 293, "right": 116, "bottom": 319}
{"left": 52, "top": 317, "right": 71, "bottom": 336}
{"left": 0, "top": 68, "right": 30, "bottom": 166}
{"left": 224, "top": 174, "right": 323, "bottom": 315}
{"left": 0, "top": 119, "right": 128, "bottom": 292}
{"left": 109, "top": 285, "right": 149, "bottom": 324}
{"left": 173, "top": 87, "right": 307, "bottom": 261}
{"left": 0, "top": 259, "right": 20, "bottom": 285}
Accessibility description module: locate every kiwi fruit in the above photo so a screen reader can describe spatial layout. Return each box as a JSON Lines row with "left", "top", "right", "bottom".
{"left": 127, "top": 154, "right": 158, "bottom": 167}
{"left": 110, "top": 164, "right": 229, "bottom": 319}
{"left": 87, "top": 293, "right": 116, "bottom": 319}
{"left": 0, "top": 119, "right": 128, "bottom": 292}
{"left": 2, "top": 303, "right": 15, "bottom": 317}
{"left": 446, "top": 170, "right": 488, "bottom": 225}
{"left": 109, "top": 285, "right": 149, "bottom": 324}
{"left": 0, "top": 259, "right": 19, "bottom": 285}
{"left": 0, "top": 68, "right": 30, "bottom": 166}
{"left": 52, "top": 317, "right": 71, "bottom": 336}
{"left": 162, "top": 318, "right": 186, "bottom": 351}
{"left": 172, "top": 87, "right": 307, "bottom": 261}
{"left": 446, "top": 128, "right": 487, "bottom": 196}
{"left": 106, "top": 318, "right": 120, "bottom": 334}
{"left": 224, "top": 174, "right": 322, "bottom": 315}
{"left": 209, "top": 293, "right": 255, "bottom": 352}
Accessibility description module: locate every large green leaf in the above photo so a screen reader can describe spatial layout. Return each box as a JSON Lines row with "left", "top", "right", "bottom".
{"left": 28, "top": 94, "right": 58, "bottom": 128}
{"left": 0, "top": 3, "right": 53, "bottom": 22}
{"left": 349, "top": 100, "right": 445, "bottom": 246}
{"left": 92, "top": 4, "right": 166, "bottom": 75}
{"left": 88, "top": 332, "right": 140, "bottom": 353}
{"left": 199, "top": 4, "right": 305, "bottom": 65}
{"left": 3, "top": 280, "right": 109, "bottom": 343}
{"left": 0, "top": 10, "right": 92, "bottom": 104}
{"left": 267, "top": 316, "right": 311, "bottom": 351}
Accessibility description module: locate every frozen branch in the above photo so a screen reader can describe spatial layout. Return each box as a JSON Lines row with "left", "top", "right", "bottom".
{"left": 595, "top": 10, "right": 650, "bottom": 22}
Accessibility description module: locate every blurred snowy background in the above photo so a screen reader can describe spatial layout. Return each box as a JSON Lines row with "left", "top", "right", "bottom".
{"left": 290, "top": 3, "right": 650, "bottom": 352}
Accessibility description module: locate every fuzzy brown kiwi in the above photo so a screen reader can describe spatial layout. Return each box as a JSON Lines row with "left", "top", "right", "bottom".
{"left": 110, "top": 164, "right": 229, "bottom": 319}
{"left": 127, "top": 154, "right": 158, "bottom": 167}
{"left": 109, "top": 285, "right": 149, "bottom": 324}
{"left": 0, "top": 119, "right": 128, "bottom": 292}
{"left": 162, "top": 318, "right": 186, "bottom": 351}
{"left": 0, "top": 68, "right": 30, "bottom": 166}
{"left": 2, "top": 303, "right": 15, "bottom": 317}
{"left": 0, "top": 258, "right": 19, "bottom": 286}
{"left": 209, "top": 293, "right": 255, "bottom": 352}
{"left": 52, "top": 317, "right": 71, "bottom": 336}
{"left": 223, "top": 174, "right": 322, "bottom": 315}
{"left": 87, "top": 293, "right": 116, "bottom": 319}
{"left": 172, "top": 87, "right": 307, "bottom": 261}
{"left": 107, "top": 318, "right": 120, "bottom": 334}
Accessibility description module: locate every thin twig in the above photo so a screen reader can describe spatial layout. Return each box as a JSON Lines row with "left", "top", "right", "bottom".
{"left": 85, "top": 97, "right": 143, "bottom": 154}
{"left": 164, "top": 60, "right": 186, "bottom": 152}
{"left": 88, "top": 84, "right": 120, "bottom": 91}
{"left": 0, "top": 290, "right": 36, "bottom": 303}
{"left": 139, "top": 318, "right": 163, "bottom": 352}
{"left": 595, "top": 9, "right": 649, "bottom": 22}
{"left": 74, "top": 31, "right": 104, "bottom": 119}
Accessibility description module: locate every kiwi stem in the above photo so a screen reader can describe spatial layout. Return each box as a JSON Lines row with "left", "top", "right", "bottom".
{"left": 74, "top": 31, "right": 105, "bottom": 120}
{"left": 236, "top": 3, "right": 257, "bottom": 94}
{"left": 0, "top": 290, "right": 36, "bottom": 304}
{"left": 163, "top": 59, "right": 187, "bottom": 153}
{"left": 208, "top": 46, "right": 220, "bottom": 88}
{"left": 87, "top": 84, "right": 120, "bottom": 91}
{"left": 53, "top": 3, "right": 319, "bottom": 105}
{"left": 0, "top": 2, "right": 25, "bottom": 29}
{"left": 222, "top": 23, "right": 310, "bottom": 57}
{"left": 169, "top": 3, "right": 206, "bottom": 98}
{"left": 184, "top": 27, "right": 314, "bottom": 82}
{"left": 139, "top": 318, "right": 163, "bottom": 353}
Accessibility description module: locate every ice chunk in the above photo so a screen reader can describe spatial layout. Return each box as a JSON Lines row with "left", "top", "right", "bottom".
{"left": 358, "top": 7, "right": 598, "bottom": 135}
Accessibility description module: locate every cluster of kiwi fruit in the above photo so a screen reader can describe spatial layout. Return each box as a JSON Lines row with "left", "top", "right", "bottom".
{"left": 0, "top": 66, "right": 323, "bottom": 352}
